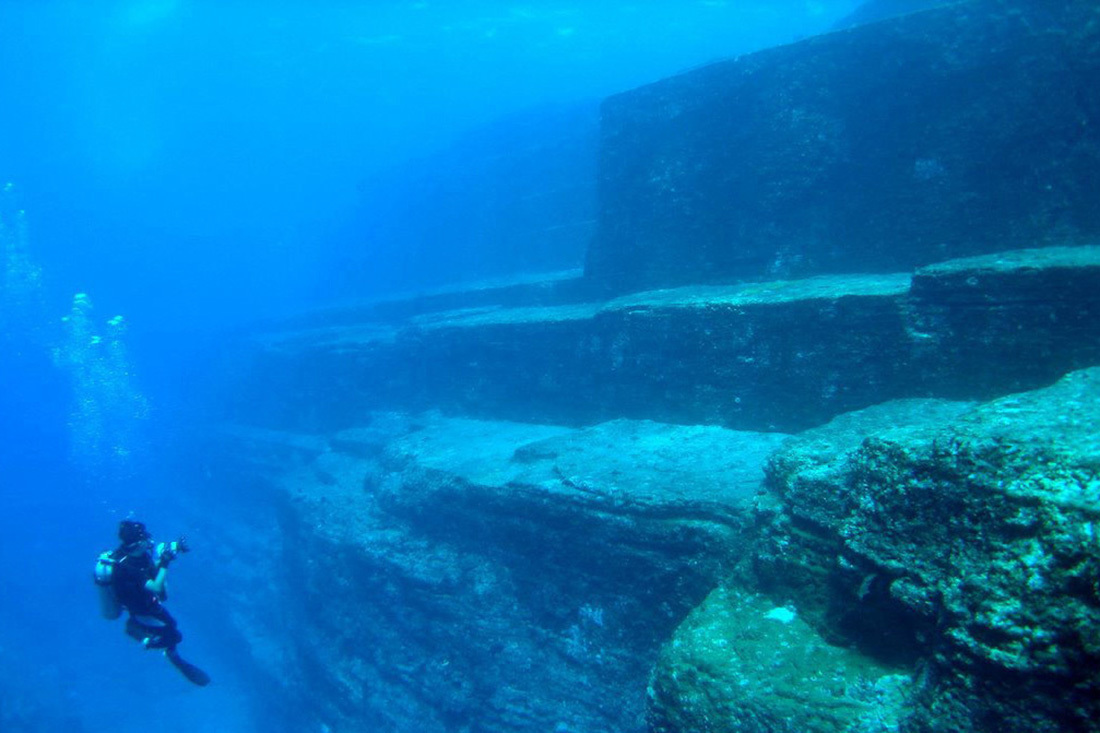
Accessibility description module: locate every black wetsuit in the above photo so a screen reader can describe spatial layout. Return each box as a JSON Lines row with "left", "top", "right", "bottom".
{"left": 112, "top": 550, "right": 183, "bottom": 650}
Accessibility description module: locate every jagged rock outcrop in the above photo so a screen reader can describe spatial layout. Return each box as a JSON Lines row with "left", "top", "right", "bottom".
{"left": 213, "top": 244, "right": 1100, "bottom": 732}
{"left": 213, "top": 414, "right": 788, "bottom": 733}
{"left": 647, "top": 586, "right": 912, "bottom": 733}
{"left": 649, "top": 369, "right": 1100, "bottom": 732}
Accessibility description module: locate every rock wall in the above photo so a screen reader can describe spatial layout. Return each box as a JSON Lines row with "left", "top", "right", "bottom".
{"left": 585, "top": 0, "right": 1100, "bottom": 293}
{"left": 212, "top": 246, "right": 1100, "bottom": 733}
{"left": 211, "top": 415, "right": 788, "bottom": 732}
{"left": 210, "top": 370, "right": 1100, "bottom": 732}
{"left": 649, "top": 369, "right": 1100, "bottom": 732}
{"left": 233, "top": 246, "right": 1100, "bottom": 435}
{"left": 207, "top": 4, "right": 1100, "bottom": 729}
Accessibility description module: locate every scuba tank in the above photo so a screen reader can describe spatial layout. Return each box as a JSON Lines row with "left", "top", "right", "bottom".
{"left": 93, "top": 551, "right": 123, "bottom": 620}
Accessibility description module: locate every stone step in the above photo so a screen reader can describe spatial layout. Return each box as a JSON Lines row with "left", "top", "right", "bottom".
{"left": 269, "top": 268, "right": 590, "bottom": 331}
{"left": 234, "top": 245, "right": 1100, "bottom": 435}
{"left": 210, "top": 413, "right": 789, "bottom": 732}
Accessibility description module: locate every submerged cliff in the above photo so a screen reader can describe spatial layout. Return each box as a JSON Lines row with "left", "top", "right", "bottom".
{"left": 207, "top": 1, "right": 1100, "bottom": 731}
{"left": 586, "top": 0, "right": 1100, "bottom": 293}
{"left": 209, "top": 366, "right": 1100, "bottom": 732}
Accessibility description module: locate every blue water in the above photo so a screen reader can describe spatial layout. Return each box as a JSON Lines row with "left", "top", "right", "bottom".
{"left": 0, "top": 1, "right": 862, "bottom": 730}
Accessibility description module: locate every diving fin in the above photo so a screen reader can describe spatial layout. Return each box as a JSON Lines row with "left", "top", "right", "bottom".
{"left": 165, "top": 649, "right": 211, "bottom": 687}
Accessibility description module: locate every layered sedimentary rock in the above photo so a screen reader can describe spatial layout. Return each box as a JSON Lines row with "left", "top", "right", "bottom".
{"left": 217, "top": 249, "right": 1099, "bottom": 732}
{"left": 213, "top": 415, "right": 788, "bottom": 733}
{"left": 212, "top": 369, "right": 1100, "bottom": 732}
{"left": 210, "top": 5, "right": 1100, "bottom": 729}
{"left": 236, "top": 245, "right": 1100, "bottom": 435}
{"left": 649, "top": 369, "right": 1100, "bottom": 732}
{"left": 906, "top": 246, "right": 1100, "bottom": 397}
{"left": 585, "top": 0, "right": 1100, "bottom": 293}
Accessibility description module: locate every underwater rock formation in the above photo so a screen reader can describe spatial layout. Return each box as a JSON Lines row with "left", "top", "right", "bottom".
{"left": 218, "top": 248, "right": 1100, "bottom": 731}
{"left": 649, "top": 369, "right": 1100, "bottom": 732}
{"left": 236, "top": 245, "right": 1100, "bottom": 435}
{"left": 585, "top": 0, "right": 1100, "bottom": 293}
{"left": 213, "top": 370, "right": 1100, "bottom": 732}
{"left": 906, "top": 247, "right": 1100, "bottom": 398}
{"left": 647, "top": 586, "right": 912, "bottom": 733}
{"left": 208, "top": 3, "right": 1100, "bottom": 729}
{"left": 214, "top": 415, "right": 788, "bottom": 733}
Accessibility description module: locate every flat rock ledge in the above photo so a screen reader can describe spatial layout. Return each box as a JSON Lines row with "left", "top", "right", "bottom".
{"left": 214, "top": 414, "right": 788, "bottom": 733}
{"left": 235, "top": 245, "right": 1100, "bottom": 435}
{"left": 649, "top": 368, "right": 1100, "bottom": 732}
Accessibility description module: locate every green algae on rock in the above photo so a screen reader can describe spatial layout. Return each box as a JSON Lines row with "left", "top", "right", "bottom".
{"left": 748, "top": 368, "right": 1100, "bottom": 731}
{"left": 647, "top": 586, "right": 912, "bottom": 733}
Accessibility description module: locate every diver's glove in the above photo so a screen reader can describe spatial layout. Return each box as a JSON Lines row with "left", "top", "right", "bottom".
{"left": 156, "top": 537, "right": 190, "bottom": 568}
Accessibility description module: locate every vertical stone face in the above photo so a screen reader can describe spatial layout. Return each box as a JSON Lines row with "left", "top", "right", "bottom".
{"left": 232, "top": 246, "right": 1100, "bottom": 435}
{"left": 586, "top": 0, "right": 1100, "bottom": 294}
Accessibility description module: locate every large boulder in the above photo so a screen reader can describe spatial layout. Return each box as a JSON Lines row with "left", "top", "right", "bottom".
{"left": 647, "top": 586, "right": 912, "bottom": 733}
{"left": 650, "top": 369, "right": 1100, "bottom": 732}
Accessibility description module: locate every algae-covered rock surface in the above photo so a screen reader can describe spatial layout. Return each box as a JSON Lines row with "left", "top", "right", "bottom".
{"left": 647, "top": 586, "right": 911, "bottom": 733}
{"left": 712, "top": 368, "right": 1100, "bottom": 732}
{"left": 205, "top": 7, "right": 1100, "bottom": 728}
{"left": 222, "top": 251, "right": 1100, "bottom": 731}
{"left": 219, "top": 370, "right": 1099, "bottom": 732}
{"left": 214, "top": 414, "right": 788, "bottom": 733}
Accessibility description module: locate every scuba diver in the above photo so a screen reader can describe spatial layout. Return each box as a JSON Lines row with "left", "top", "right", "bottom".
{"left": 94, "top": 519, "right": 211, "bottom": 686}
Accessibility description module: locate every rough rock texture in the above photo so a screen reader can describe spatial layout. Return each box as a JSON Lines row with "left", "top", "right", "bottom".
{"left": 906, "top": 246, "right": 1100, "bottom": 397}
{"left": 206, "top": 9, "right": 1100, "bottom": 728}
{"left": 585, "top": 0, "right": 1100, "bottom": 294}
{"left": 647, "top": 587, "right": 912, "bottom": 733}
{"left": 212, "top": 414, "right": 788, "bottom": 733}
{"left": 232, "top": 246, "right": 1100, "bottom": 435}
{"left": 648, "top": 369, "right": 1100, "bottom": 732}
